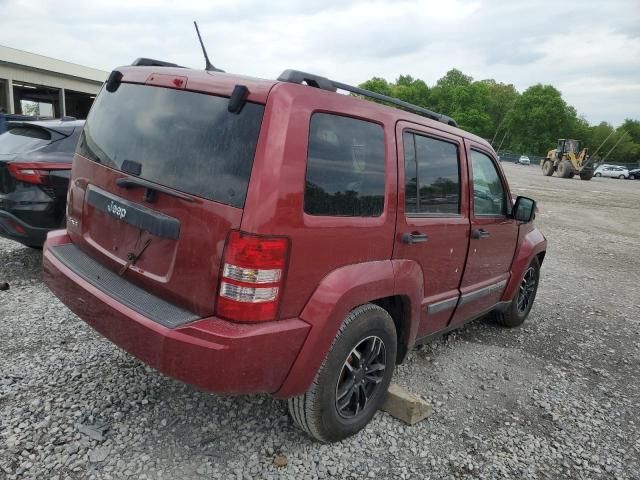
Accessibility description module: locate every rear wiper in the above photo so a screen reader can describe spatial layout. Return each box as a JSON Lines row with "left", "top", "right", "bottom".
{"left": 116, "top": 176, "right": 194, "bottom": 202}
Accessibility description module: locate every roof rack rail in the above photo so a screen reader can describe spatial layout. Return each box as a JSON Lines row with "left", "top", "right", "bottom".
{"left": 131, "top": 58, "right": 184, "bottom": 68}
{"left": 277, "top": 69, "right": 457, "bottom": 127}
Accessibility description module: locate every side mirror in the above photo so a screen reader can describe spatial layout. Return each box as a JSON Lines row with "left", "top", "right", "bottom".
{"left": 513, "top": 196, "right": 536, "bottom": 223}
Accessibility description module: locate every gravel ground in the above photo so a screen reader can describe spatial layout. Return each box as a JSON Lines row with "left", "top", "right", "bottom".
{"left": 1, "top": 163, "right": 639, "bottom": 480}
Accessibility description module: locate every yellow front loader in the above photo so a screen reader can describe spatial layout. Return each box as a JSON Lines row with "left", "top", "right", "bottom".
{"left": 541, "top": 139, "right": 594, "bottom": 180}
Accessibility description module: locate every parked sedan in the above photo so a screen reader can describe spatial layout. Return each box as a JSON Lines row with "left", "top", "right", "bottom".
{"left": 594, "top": 164, "right": 629, "bottom": 179}
{"left": 628, "top": 168, "right": 640, "bottom": 180}
{"left": 515, "top": 155, "right": 531, "bottom": 165}
{"left": 0, "top": 119, "right": 83, "bottom": 247}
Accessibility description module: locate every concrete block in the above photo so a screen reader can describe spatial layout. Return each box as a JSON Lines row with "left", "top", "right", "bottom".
{"left": 380, "top": 383, "right": 433, "bottom": 425}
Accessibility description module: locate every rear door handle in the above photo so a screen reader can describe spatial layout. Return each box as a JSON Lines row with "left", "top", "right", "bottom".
{"left": 401, "top": 232, "right": 429, "bottom": 245}
{"left": 471, "top": 228, "right": 490, "bottom": 239}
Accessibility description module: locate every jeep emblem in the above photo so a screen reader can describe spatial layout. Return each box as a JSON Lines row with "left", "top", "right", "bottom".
{"left": 107, "top": 200, "right": 127, "bottom": 220}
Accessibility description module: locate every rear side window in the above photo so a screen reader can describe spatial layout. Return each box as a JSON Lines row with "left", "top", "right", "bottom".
{"left": 0, "top": 126, "right": 51, "bottom": 154}
{"left": 41, "top": 128, "right": 82, "bottom": 156}
{"left": 305, "top": 113, "right": 385, "bottom": 216}
{"left": 78, "top": 83, "right": 264, "bottom": 208}
{"left": 403, "top": 131, "right": 460, "bottom": 215}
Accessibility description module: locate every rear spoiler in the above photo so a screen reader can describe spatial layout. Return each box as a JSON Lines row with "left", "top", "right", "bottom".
{"left": 131, "top": 58, "right": 185, "bottom": 68}
{"left": 6, "top": 121, "right": 72, "bottom": 138}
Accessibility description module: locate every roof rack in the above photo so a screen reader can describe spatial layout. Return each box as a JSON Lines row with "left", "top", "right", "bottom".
{"left": 131, "top": 58, "right": 185, "bottom": 68}
{"left": 277, "top": 69, "right": 457, "bottom": 127}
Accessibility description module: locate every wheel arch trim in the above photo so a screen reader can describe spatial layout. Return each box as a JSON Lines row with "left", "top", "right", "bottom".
{"left": 503, "top": 228, "right": 547, "bottom": 302}
{"left": 274, "top": 259, "right": 422, "bottom": 398}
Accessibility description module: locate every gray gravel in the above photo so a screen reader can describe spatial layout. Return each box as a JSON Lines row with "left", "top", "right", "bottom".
{"left": 1, "top": 163, "right": 639, "bottom": 479}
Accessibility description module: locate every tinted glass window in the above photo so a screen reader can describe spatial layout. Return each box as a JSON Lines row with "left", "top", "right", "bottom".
{"left": 59, "top": 129, "right": 82, "bottom": 153}
{"left": 471, "top": 150, "right": 506, "bottom": 216}
{"left": 305, "top": 113, "right": 385, "bottom": 216}
{"left": 0, "top": 126, "right": 51, "bottom": 154}
{"left": 403, "top": 132, "right": 460, "bottom": 215}
{"left": 78, "top": 83, "right": 265, "bottom": 208}
{"left": 42, "top": 128, "right": 82, "bottom": 157}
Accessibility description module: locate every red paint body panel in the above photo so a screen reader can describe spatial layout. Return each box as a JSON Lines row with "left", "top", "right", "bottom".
{"left": 43, "top": 231, "right": 310, "bottom": 394}
{"left": 241, "top": 83, "right": 399, "bottom": 319}
{"left": 67, "top": 156, "right": 242, "bottom": 317}
{"left": 275, "top": 260, "right": 395, "bottom": 398}
{"left": 43, "top": 66, "right": 547, "bottom": 400}
{"left": 449, "top": 140, "right": 519, "bottom": 327}
{"left": 392, "top": 122, "right": 471, "bottom": 336}
{"left": 117, "top": 66, "right": 275, "bottom": 103}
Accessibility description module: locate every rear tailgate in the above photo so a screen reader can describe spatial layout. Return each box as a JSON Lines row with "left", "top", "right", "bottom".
{"left": 65, "top": 71, "right": 269, "bottom": 318}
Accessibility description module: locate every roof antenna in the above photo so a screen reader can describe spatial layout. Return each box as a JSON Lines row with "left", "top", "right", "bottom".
{"left": 194, "top": 21, "right": 224, "bottom": 72}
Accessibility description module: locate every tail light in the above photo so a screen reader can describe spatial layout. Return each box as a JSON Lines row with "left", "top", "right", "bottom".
{"left": 7, "top": 162, "right": 70, "bottom": 185}
{"left": 216, "top": 231, "right": 289, "bottom": 322}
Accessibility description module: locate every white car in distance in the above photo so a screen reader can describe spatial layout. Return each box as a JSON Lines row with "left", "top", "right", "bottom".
{"left": 594, "top": 164, "right": 629, "bottom": 179}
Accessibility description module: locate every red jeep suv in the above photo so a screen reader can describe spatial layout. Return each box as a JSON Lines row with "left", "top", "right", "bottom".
{"left": 43, "top": 62, "right": 546, "bottom": 442}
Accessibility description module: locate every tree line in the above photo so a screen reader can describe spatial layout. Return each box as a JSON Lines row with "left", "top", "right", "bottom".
{"left": 359, "top": 69, "right": 639, "bottom": 164}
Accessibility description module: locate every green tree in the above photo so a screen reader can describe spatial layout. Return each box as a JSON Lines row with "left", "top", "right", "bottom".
{"left": 358, "top": 77, "right": 393, "bottom": 97}
{"left": 22, "top": 101, "right": 40, "bottom": 116}
{"left": 434, "top": 69, "right": 473, "bottom": 89}
{"left": 393, "top": 75, "right": 430, "bottom": 107}
{"left": 482, "top": 79, "right": 520, "bottom": 144}
{"left": 504, "top": 84, "right": 575, "bottom": 155}
{"left": 357, "top": 70, "right": 640, "bottom": 163}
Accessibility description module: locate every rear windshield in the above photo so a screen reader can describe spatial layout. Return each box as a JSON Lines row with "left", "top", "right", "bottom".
{"left": 78, "top": 83, "right": 265, "bottom": 208}
{"left": 0, "top": 126, "right": 51, "bottom": 154}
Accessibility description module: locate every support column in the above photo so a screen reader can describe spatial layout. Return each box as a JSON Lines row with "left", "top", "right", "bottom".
{"left": 7, "top": 78, "right": 15, "bottom": 114}
{"left": 59, "top": 87, "right": 66, "bottom": 118}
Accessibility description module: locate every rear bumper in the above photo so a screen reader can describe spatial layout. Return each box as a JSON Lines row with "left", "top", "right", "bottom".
{"left": 42, "top": 230, "right": 310, "bottom": 395}
{"left": 0, "top": 209, "right": 50, "bottom": 246}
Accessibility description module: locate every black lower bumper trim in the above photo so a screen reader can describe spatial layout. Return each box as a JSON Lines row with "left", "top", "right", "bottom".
{"left": 0, "top": 210, "right": 50, "bottom": 246}
{"left": 49, "top": 243, "right": 200, "bottom": 329}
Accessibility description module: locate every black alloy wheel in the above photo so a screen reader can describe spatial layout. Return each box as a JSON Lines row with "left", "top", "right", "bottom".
{"left": 517, "top": 266, "right": 537, "bottom": 314}
{"left": 335, "top": 336, "right": 386, "bottom": 419}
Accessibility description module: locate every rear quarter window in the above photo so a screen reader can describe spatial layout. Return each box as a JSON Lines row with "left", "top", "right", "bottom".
{"left": 0, "top": 126, "right": 51, "bottom": 154}
{"left": 304, "top": 113, "right": 385, "bottom": 217}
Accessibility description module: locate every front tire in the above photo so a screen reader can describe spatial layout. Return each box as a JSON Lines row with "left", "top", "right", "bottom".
{"left": 594, "top": 172, "right": 602, "bottom": 177}
{"left": 494, "top": 258, "right": 540, "bottom": 328}
{"left": 619, "top": 175, "right": 625, "bottom": 179}
{"left": 288, "top": 304, "right": 397, "bottom": 442}
{"left": 580, "top": 169, "right": 594, "bottom": 181}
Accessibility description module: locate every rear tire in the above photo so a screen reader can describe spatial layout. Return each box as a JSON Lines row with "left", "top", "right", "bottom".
{"left": 494, "top": 258, "right": 540, "bottom": 328}
{"left": 557, "top": 160, "right": 573, "bottom": 178}
{"left": 288, "top": 304, "right": 397, "bottom": 443}
{"left": 542, "top": 160, "right": 554, "bottom": 176}
{"left": 580, "top": 169, "right": 594, "bottom": 181}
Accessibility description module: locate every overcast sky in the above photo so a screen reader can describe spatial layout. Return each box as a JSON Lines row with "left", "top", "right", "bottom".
{"left": 1, "top": 0, "right": 638, "bottom": 125}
